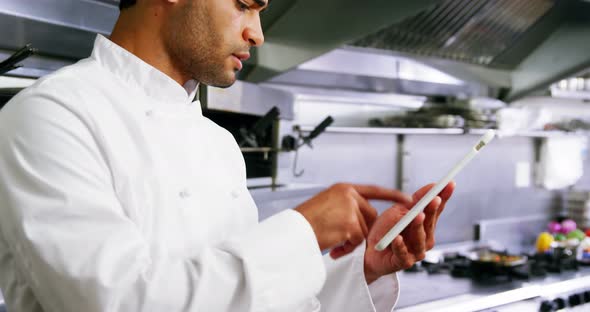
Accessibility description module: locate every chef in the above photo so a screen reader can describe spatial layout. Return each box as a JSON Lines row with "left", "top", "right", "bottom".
{"left": 0, "top": 0, "right": 455, "bottom": 311}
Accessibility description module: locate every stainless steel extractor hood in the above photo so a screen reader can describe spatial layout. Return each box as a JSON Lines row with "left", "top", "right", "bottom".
{"left": 245, "top": 0, "right": 590, "bottom": 101}
{"left": 0, "top": 0, "right": 445, "bottom": 80}
{"left": 343, "top": 0, "right": 590, "bottom": 101}
{"left": 0, "top": 0, "right": 118, "bottom": 77}
{"left": 353, "top": 0, "right": 557, "bottom": 68}
{"left": 1, "top": 0, "right": 589, "bottom": 101}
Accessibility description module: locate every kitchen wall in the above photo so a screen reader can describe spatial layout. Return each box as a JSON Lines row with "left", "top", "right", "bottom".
{"left": 401, "top": 134, "right": 560, "bottom": 243}
{"left": 253, "top": 97, "right": 588, "bottom": 245}
{"left": 270, "top": 131, "right": 565, "bottom": 244}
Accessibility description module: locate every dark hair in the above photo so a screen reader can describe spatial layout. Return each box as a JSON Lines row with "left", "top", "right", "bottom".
{"left": 119, "top": 0, "right": 137, "bottom": 10}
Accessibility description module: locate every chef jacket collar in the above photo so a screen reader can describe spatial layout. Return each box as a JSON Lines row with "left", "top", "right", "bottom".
{"left": 91, "top": 34, "right": 199, "bottom": 106}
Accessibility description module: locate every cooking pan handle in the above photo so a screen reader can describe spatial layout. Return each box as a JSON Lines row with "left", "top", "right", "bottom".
{"left": 0, "top": 44, "right": 37, "bottom": 76}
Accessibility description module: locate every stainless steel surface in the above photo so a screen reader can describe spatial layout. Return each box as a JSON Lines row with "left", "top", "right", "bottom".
{"left": 264, "top": 48, "right": 489, "bottom": 96}
{"left": 566, "top": 190, "right": 590, "bottom": 229}
{"left": 250, "top": 184, "right": 325, "bottom": 203}
{"left": 278, "top": 124, "right": 575, "bottom": 245}
{"left": 289, "top": 98, "right": 407, "bottom": 129}
{"left": 0, "top": 0, "right": 117, "bottom": 34}
{"left": 272, "top": 130, "right": 399, "bottom": 215}
{"left": 298, "top": 126, "right": 583, "bottom": 138}
{"left": 551, "top": 89, "right": 590, "bottom": 100}
{"left": 0, "top": 0, "right": 446, "bottom": 81}
{"left": 353, "top": 0, "right": 555, "bottom": 67}
{"left": 0, "top": 50, "right": 71, "bottom": 78}
{"left": 299, "top": 126, "right": 464, "bottom": 135}
{"left": 0, "top": 0, "right": 118, "bottom": 76}
{"left": 341, "top": 0, "right": 590, "bottom": 100}
{"left": 264, "top": 84, "right": 427, "bottom": 111}
{"left": 245, "top": 177, "right": 274, "bottom": 189}
{"left": 397, "top": 270, "right": 590, "bottom": 311}
{"left": 0, "top": 0, "right": 585, "bottom": 102}
{"left": 200, "top": 81, "right": 295, "bottom": 120}
{"left": 242, "top": 0, "right": 443, "bottom": 82}
{"left": 507, "top": 18, "right": 590, "bottom": 101}
{"left": 0, "top": 12, "right": 96, "bottom": 60}
{"left": 267, "top": 68, "right": 483, "bottom": 97}
{"left": 393, "top": 238, "right": 590, "bottom": 312}
{"left": 476, "top": 215, "right": 549, "bottom": 254}
{"left": 279, "top": 132, "right": 397, "bottom": 197}
{"left": 240, "top": 147, "right": 274, "bottom": 153}
{"left": 251, "top": 184, "right": 326, "bottom": 221}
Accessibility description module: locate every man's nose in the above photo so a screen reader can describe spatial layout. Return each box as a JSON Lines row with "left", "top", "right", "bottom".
{"left": 243, "top": 14, "right": 265, "bottom": 47}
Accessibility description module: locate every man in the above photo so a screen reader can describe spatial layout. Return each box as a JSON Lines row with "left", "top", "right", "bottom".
{"left": 0, "top": 0, "right": 454, "bottom": 311}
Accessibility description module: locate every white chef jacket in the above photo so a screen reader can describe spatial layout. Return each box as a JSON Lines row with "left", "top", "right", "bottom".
{"left": 0, "top": 35, "right": 399, "bottom": 312}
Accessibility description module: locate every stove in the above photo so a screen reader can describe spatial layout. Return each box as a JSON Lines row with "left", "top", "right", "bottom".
{"left": 413, "top": 247, "right": 580, "bottom": 284}
{"left": 397, "top": 243, "right": 590, "bottom": 312}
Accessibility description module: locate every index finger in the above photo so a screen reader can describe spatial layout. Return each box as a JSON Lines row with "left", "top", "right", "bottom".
{"left": 352, "top": 184, "right": 413, "bottom": 205}
{"left": 351, "top": 191, "right": 378, "bottom": 229}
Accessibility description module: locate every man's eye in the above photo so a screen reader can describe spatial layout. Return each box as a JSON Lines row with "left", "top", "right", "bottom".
{"left": 236, "top": 1, "right": 249, "bottom": 11}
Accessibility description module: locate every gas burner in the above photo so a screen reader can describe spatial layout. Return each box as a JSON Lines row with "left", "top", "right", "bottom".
{"left": 535, "top": 247, "right": 578, "bottom": 272}
{"left": 412, "top": 247, "right": 580, "bottom": 284}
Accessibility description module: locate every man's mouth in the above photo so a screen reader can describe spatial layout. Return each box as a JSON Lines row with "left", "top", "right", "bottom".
{"left": 233, "top": 52, "right": 251, "bottom": 62}
{"left": 231, "top": 52, "right": 250, "bottom": 71}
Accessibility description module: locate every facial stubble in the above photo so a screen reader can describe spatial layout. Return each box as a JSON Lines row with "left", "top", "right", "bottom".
{"left": 164, "top": 1, "right": 238, "bottom": 88}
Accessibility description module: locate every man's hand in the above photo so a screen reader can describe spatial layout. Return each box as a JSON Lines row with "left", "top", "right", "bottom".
{"left": 294, "top": 183, "right": 412, "bottom": 253}
{"left": 363, "top": 182, "right": 455, "bottom": 284}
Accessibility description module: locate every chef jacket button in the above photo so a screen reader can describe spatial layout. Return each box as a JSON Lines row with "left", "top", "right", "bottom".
{"left": 179, "top": 189, "right": 191, "bottom": 198}
{"left": 230, "top": 190, "right": 240, "bottom": 198}
{"left": 145, "top": 110, "right": 154, "bottom": 117}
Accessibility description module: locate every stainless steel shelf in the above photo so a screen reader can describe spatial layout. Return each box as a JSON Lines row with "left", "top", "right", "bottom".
{"left": 239, "top": 147, "right": 275, "bottom": 153}
{"left": 298, "top": 126, "right": 589, "bottom": 138}
{"left": 298, "top": 126, "right": 465, "bottom": 135}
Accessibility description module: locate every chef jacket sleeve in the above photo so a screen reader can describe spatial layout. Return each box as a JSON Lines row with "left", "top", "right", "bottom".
{"left": 0, "top": 91, "right": 326, "bottom": 311}
{"left": 318, "top": 243, "right": 400, "bottom": 312}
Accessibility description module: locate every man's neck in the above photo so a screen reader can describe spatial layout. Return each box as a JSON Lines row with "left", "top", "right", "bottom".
{"left": 109, "top": 9, "right": 190, "bottom": 86}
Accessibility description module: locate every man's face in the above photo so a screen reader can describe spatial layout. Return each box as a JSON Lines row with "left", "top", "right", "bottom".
{"left": 164, "top": 0, "right": 266, "bottom": 87}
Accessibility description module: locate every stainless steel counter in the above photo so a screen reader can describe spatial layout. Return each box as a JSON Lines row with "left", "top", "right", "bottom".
{"left": 249, "top": 183, "right": 326, "bottom": 203}
{"left": 249, "top": 184, "right": 327, "bottom": 221}
{"left": 396, "top": 265, "right": 590, "bottom": 311}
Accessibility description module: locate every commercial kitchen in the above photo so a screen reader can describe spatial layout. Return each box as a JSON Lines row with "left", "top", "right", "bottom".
{"left": 1, "top": 0, "right": 590, "bottom": 311}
